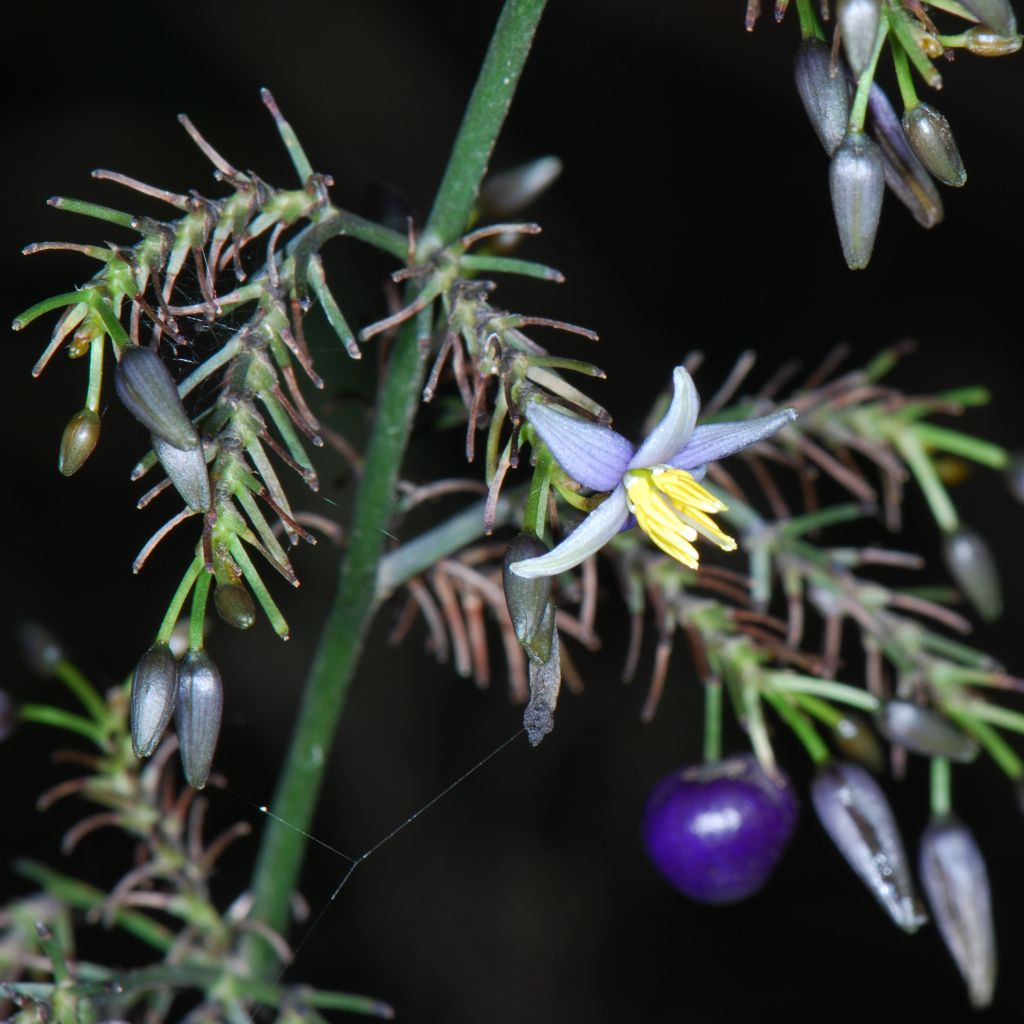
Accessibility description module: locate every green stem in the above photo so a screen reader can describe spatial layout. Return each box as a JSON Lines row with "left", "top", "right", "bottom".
{"left": 244, "top": 0, "right": 548, "bottom": 975}
{"left": 930, "top": 756, "right": 952, "bottom": 817}
{"left": 524, "top": 447, "right": 553, "bottom": 539}
{"left": 763, "top": 691, "right": 831, "bottom": 765}
{"left": 848, "top": 19, "right": 889, "bottom": 133}
{"left": 890, "top": 34, "right": 919, "bottom": 110}
{"left": 703, "top": 681, "right": 723, "bottom": 764}
{"left": 155, "top": 556, "right": 204, "bottom": 645}
{"left": 794, "top": 0, "right": 825, "bottom": 40}
{"left": 893, "top": 427, "right": 959, "bottom": 533}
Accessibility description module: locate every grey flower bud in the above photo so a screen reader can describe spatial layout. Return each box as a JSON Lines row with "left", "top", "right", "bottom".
{"left": 174, "top": 649, "right": 224, "bottom": 789}
{"left": 59, "top": 409, "right": 101, "bottom": 476}
{"left": 130, "top": 642, "right": 178, "bottom": 758}
{"left": 943, "top": 525, "right": 1002, "bottom": 622}
{"left": 811, "top": 761, "right": 926, "bottom": 932}
{"left": 958, "top": 0, "right": 1017, "bottom": 37}
{"left": 214, "top": 583, "right": 256, "bottom": 630}
{"left": 829, "top": 131, "right": 885, "bottom": 269}
{"left": 503, "top": 534, "right": 554, "bottom": 663}
{"left": 480, "top": 156, "right": 563, "bottom": 218}
{"left": 152, "top": 434, "right": 211, "bottom": 512}
{"left": 838, "top": 0, "right": 882, "bottom": 76}
{"left": 902, "top": 104, "right": 967, "bottom": 187}
{"left": 1006, "top": 451, "right": 1024, "bottom": 504}
{"left": 794, "top": 38, "right": 850, "bottom": 155}
{"left": 875, "top": 701, "right": 979, "bottom": 762}
{"left": 115, "top": 346, "right": 198, "bottom": 451}
{"left": 920, "top": 816, "right": 997, "bottom": 1009}
{"left": 868, "top": 83, "right": 944, "bottom": 229}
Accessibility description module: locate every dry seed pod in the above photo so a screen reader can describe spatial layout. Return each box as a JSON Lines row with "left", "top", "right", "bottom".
{"left": 130, "top": 642, "right": 178, "bottom": 758}
{"left": 115, "top": 346, "right": 198, "bottom": 451}
{"left": 503, "top": 534, "right": 554, "bottom": 663}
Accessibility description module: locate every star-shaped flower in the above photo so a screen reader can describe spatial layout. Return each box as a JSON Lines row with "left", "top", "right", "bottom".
{"left": 509, "top": 366, "right": 796, "bottom": 578}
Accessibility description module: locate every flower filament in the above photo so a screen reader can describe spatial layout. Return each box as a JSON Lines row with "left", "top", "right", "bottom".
{"left": 624, "top": 466, "right": 736, "bottom": 569}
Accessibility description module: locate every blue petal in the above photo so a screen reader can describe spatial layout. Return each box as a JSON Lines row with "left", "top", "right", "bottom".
{"left": 630, "top": 366, "right": 699, "bottom": 468}
{"left": 526, "top": 402, "right": 634, "bottom": 492}
{"left": 509, "top": 486, "right": 629, "bottom": 578}
{"left": 669, "top": 408, "right": 797, "bottom": 469}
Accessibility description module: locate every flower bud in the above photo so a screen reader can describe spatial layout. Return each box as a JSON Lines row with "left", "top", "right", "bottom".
{"left": 831, "top": 713, "right": 886, "bottom": 773}
{"left": 214, "top": 583, "right": 256, "bottom": 630}
{"left": 524, "top": 613, "right": 560, "bottom": 746}
{"left": 811, "top": 761, "right": 926, "bottom": 932}
{"left": 794, "top": 38, "right": 850, "bottom": 155}
{"left": 829, "top": 131, "right": 885, "bottom": 269}
{"left": 0, "top": 689, "right": 18, "bottom": 743}
{"left": 115, "top": 346, "right": 198, "bottom": 451}
{"left": 868, "top": 83, "right": 944, "bottom": 229}
{"left": 958, "top": 0, "right": 1017, "bottom": 37}
{"left": 902, "top": 104, "right": 967, "bottom": 187}
{"left": 919, "top": 816, "right": 997, "bottom": 1008}
{"left": 942, "top": 525, "right": 1002, "bottom": 622}
{"left": 962, "top": 26, "right": 1023, "bottom": 55}
{"left": 16, "top": 620, "right": 64, "bottom": 677}
{"left": 837, "top": 0, "right": 882, "bottom": 76}
{"left": 875, "top": 701, "right": 979, "bottom": 762}
{"left": 503, "top": 534, "right": 554, "bottom": 663}
{"left": 479, "top": 156, "right": 563, "bottom": 218}
{"left": 130, "top": 642, "right": 178, "bottom": 758}
{"left": 152, "top": 434, "right": 210, "bottom": 512}
{"left": 1007, "top": 451, "right": 1024, "bottom": 504}
{"left": 58, "top": 409, "right": 101, "bottom": 476}
{"left": 174, "top": 649, "right": 224, "bottom": 789}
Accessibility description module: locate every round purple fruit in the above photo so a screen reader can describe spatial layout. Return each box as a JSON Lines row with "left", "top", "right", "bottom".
{"left": 643, "top": 753, "right": 799, "bottom": 904}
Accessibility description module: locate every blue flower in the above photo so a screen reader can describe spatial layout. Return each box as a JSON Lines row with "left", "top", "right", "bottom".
{"left": 509, "top": 366, "right": 796, "bottom": 578}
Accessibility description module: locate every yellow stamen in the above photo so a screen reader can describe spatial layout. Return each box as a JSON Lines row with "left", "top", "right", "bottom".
{"left": 624, "top": 467, "right": 737, "bottom": 569}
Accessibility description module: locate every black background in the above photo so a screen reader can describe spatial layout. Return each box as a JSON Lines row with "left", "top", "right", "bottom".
{"left": 5, "top": 2, "right": 1024, "bottom": 1021}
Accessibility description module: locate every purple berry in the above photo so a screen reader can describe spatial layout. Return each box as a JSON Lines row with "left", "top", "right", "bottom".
{"left": 642, "top": 754, "right": 799, "bottom": 904}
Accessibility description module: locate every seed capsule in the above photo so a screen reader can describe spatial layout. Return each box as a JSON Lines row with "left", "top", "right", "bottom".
{"left": 958, "top": 0, "right": 1017, "bottom": 37}
{"left": 811, "top": 760, "right": 926, "bottom": 932}
{"left": 524, "top": 613, "right": 560, "bottom": 746}
{"left": 214, "top": 583, "right": 256, "bottom": 630}
{"left": 174, "top": 649, "right": 224, "bottom": 789}
{"left": 920, "top": 816, "right": 997, "bottom": 1008}
{"left": 503, "top": 534, "right": 555, "bottom": 663}
{"left": 868, "top": 83, "right": 944, "bottom": 228}
{"left": 152, "top": 434, "right": 210, "bottom": 512}
{"left": 902, "top": 104, "right": 967, "bottom": 187}
{"left": 837, "top": 0, "right": 882, "bottom": 75}
{"left": 962, "top": 26, "right": 1023, "bottom": 55}
{"left": 942, "top": 525, "right": 1002, "bottom": 622}
{"left": 875, "top": 700, "right": 979, "bottom": 762}
{"left": 829, "top": 131, "right": 885, "bottom": 269}
{"left": 58, "top": 409, "right": 101, "bottom": 476}
{"left": 130, "top": 642, "right": 178, "bottom": 758}
{"left": 115, "top": 346, "right": 198, "bottom": 451}
{"left": 794, "top": 38, "right": 850, "bottom": 155}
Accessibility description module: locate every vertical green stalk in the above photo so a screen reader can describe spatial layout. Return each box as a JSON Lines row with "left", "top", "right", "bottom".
{"left": 245, "top": 0, "right": 549, "bottom": 973}
{"left": 702, "top": 681, "right": 723, "bottom": 764}
{"left": 930, "top": 756, "right": 952, "bottom": 818}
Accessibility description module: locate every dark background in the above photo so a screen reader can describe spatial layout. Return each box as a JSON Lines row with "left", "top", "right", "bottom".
{"left": 5, "top": 1, "right": 1024, "bottom": 1021}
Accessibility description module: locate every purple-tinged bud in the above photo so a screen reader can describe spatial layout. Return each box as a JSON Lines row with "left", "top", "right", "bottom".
{"left": 115, "top": 346, "right": 198, "bottom": 451}
{"left": 152, "top": 434, "right": 210, "bottom": 512}
{"left": 868, "top": 83, "right": 944, "bottom": 229}
{"left": 832, "top": 713, "right": 886, "bottom": 773}
{"left": 503, "top": 534, "right": 554, "bottom": 663}
{"left": 0, "top": 690, "right": 18, "bottom": 743}
{"left": 959, "top": 0, "right": 1017, "bottom": 37}
{"left": 16, "top": 621, "right": 64, "bottom": 677}
{"left": 837, "top": 0, "right": 882, "bottom": 75}
{"left": 1007, "top": 451, "right": 1024, "bottom": 504}
{"left": 942, "top": 525, "right": 1002, "bottom": 622}
{"left": 214, "top": 583, "right": 256, "bottom": 630}
{"left": 962, "top": 25, "right": 1022, "bottom": 54}
{"left": 524, "top": 614, "right": 560, "bottom": 746}
{"left": 920, "top": 816, "right": 997, "bottom": 1008}
{"left": 130, "top": 642, "right": 178, "bottom": 758}
{"left": 876, "top": 701, "right": 979, "bottom": 762}
{"left": 829, "top": 131, "right": 885, "bottom": 269}
{"left": 58, "top": 409, "right": 101, "bottom": 476}
{"left": 480, "top": 156, "right": 563, "bottom": 218}
{"left": 174, "top": 649, "right": 224, "bottom": 789}
{"left": 811, "top": 761, "right": 926, "bottom": 932}
{"left": 902, "top": 104, "right": 967, "bottom": 187}
{"left": 794, "top": 38, "right": 851, "bottom": 155}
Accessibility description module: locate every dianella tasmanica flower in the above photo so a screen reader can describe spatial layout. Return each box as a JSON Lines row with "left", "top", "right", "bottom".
{"left": 509, "top": 367, "right": 796, "bottom": 579}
